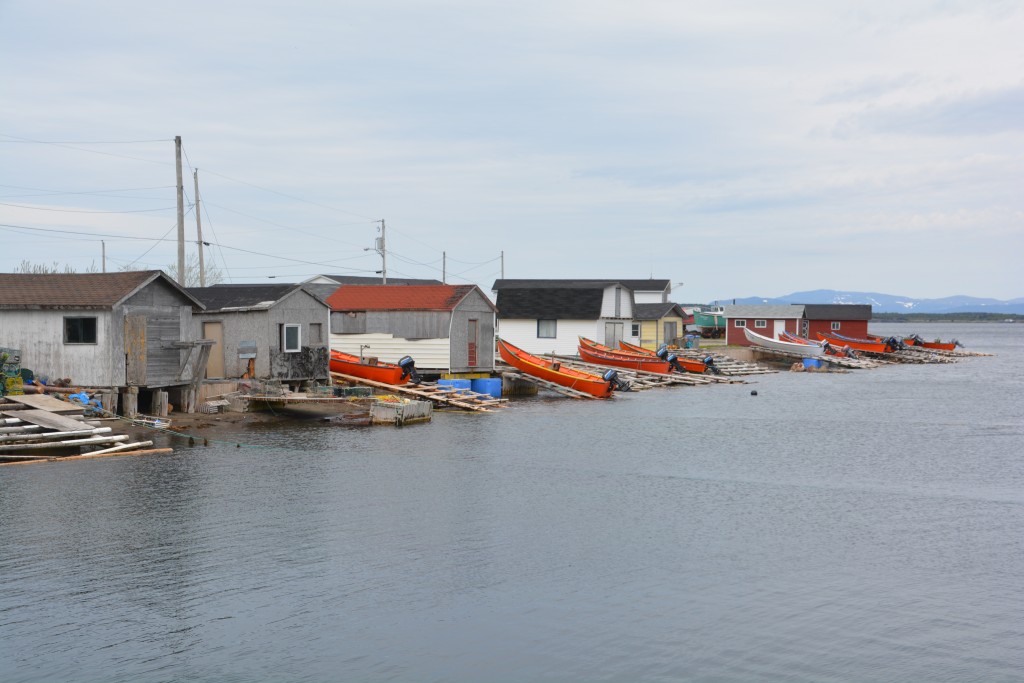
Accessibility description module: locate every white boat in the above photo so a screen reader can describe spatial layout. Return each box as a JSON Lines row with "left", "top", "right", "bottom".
{"left": 743, "top": 327, "right": 825, "bottom": 358}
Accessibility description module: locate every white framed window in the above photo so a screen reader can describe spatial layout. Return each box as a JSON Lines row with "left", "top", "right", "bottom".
{"left": 631, "top": 322, "right": 641, "bottom": 337}
{"left": 537, "top": 319, "right": 556, "bottom": 338}
{"left": 755, "top": 319, "right": 767, "bottom": 328}
{"left": 734, "top": 319, "right": 747, "bottom": 328}
{"left": 831, "top": 321, "right": 841, "bottom": 331}
{"left": 282, "top": 324, "right": 301, "bottom": 353}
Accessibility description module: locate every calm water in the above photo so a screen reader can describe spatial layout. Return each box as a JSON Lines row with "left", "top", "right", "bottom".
{"left": 2, "top": 323, "right": 1022, "bottom": 682}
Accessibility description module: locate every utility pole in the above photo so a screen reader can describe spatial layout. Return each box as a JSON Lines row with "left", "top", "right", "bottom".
{"left": 194, "top": 169, "right": 205, "bottom": 287}
{"left": 175, "top": 136, "right": 185, "bottom": 285}
{"left": 102, "top": 241, "right": 106, "bottom": 272}
{"left": 500, "top": 250, "right": 504, "bottom": 279}
{"left": 376, "top": 219, "right": 387, "bottom": 284}
{"left": 443, "top": 251, "right": 446, "bottom": 284}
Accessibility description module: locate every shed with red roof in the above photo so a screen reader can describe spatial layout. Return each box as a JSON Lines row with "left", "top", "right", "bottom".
{"left": 325, "top": 285, "right": 498, "bottom": 374}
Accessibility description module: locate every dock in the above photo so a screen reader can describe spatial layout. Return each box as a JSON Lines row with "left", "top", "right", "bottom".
{"left": 330, "top": 372, "right": 507, "bottom": 412}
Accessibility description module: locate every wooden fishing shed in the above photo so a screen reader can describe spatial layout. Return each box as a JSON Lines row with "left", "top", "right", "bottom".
{"left": 187, "top": 284, "right": 330, "bottom": 387}
{"left": 326, "top": 284, "right": 497, "bottom": 374}
{"left": 0, "top": 270, "right": 209, "bottom": 410}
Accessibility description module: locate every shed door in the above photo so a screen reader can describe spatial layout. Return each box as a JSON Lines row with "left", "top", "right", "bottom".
{"left": 773, "top": 319, "right": 787, "bottom": 339}
{"left": 467, "top": 319, "right": 478, "bottom": 367}
{"left": 203, "top": 321, "right": 225, "bottom": 379}
{"left": 604, "top": 322, "right": 624, "bottom": 347}
{"left": 125, "top": 315, "right": 147, "bottom": 385}
{"left": 664, "top": 321, "right": 678, "bottom": 346}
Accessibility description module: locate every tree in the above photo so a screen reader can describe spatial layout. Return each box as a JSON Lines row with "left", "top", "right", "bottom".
{"left": 164, "top": 252, "right": 225, "bottom": 287}
{"left": 15, "top": 260, "right": 99, "bottom": 274}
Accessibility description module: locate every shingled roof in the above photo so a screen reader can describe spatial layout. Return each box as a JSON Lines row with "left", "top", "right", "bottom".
{"left": 0, "top": 271, "right": 203, "bottom": 310}
{"left": 801, "top": 304, "right": 872, "bottom": 320}
{"left": 495, "top": 287, "right": 608, "bottom": 319}
{"left": 325, "top": 284, "right": 491, "bottom": 312}
{"left": 634, "top": 302, "right": 690, "bottom": 321}
{"left": 492, "top": 278, "right": 668, "bottom": 292}
{"left": 188, "top": 284, "right": 320, "bottom": 312}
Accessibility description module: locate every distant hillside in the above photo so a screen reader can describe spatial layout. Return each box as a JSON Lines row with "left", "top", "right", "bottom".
{"left": 715, "top": 290, "right": 1024, "bottom": 315}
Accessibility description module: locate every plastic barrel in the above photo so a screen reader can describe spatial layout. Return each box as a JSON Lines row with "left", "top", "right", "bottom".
{"left": 470, "top": 378, "right": 502, "bottom": 398}
{"left": 802, "top": 358, "right": 822, "bottom": 369}
{"left": 438, "top": 378, "right": 472, "bottom": 394}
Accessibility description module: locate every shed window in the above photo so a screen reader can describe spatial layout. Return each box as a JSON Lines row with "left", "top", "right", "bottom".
{"left": 631, "top": 322, "right": 641, "bottom": 337}
{"left": 64, "top": 317, "right": 97, "bottom": 344}
{"left": 755, "top": 319, "right": 767, "bottom": 328}
{"left": 282, "top": 324, "right": 301, "bottom": 353}
{"left": 734, "top": 319, "right": 747, "bottom": 328}
{"left": 831, "top": 321, "right": 841, "bottom": 331}
{"left": 537, "top": 319, "right": 557, "bottom": 338}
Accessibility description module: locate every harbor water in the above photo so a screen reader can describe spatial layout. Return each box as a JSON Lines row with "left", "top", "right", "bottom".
{"left": 2, "top": 322, "right": 1022, "bottom": 682}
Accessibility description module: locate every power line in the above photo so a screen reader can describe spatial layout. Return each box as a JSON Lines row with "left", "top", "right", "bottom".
{"left": 0, "top": 201, "right": 176, "bottom": 214}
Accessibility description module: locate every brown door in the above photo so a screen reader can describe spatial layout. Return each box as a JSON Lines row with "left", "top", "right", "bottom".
{"left": 203, "top": 321, "right": 225, "bottom": 379}
{"left": 125, "top": 315, "right": 147, "bottom": 385}
{"left": 467, "top": 319, "right": 478, "bottom": 367}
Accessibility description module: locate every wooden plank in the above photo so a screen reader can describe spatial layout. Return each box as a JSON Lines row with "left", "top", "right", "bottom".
{"left": 328, "top": 372, "right": 501, "bottom": 412}
{"left": 1, "top": 409, "right": 90, "bottom": 432}
{"left": 0, "top": 434, "right": 128, "bottom": 453}
{"left": 2, "top": 394, "right": 86, "bottom": 414}
{"left": 0, "top": 427, "right": 110, "bottom": 443}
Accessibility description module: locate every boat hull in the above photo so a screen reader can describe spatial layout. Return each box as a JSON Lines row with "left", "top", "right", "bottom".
{"left": 615, "top": 340, "right": 707, "bottom": 373}
{"left": 497, "top": 339, "right": 613, "bottom": 398}
{"left": 745, "top": 328, "right": 826, "bottom": 357}
{"left": 329, "top": 350, "right": 406, "bottom": 384}
{"left": 577, "top": 343, "right": 671, "bottom": 373}
{"left": 815, "top": 332, "right": 889, "bottom": 354}
{"left": 904, "top": 338, "right": 957, "bottom": 351}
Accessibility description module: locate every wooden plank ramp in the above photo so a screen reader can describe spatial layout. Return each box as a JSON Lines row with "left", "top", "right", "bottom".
{"left": 738, "top": 345, "right": 881, "bottom": 369}
{"left": 329, "top": 372, "right": 506, "bottom": 412}
{"left": 675, "top": 349, "right": 779, "bottom": 375}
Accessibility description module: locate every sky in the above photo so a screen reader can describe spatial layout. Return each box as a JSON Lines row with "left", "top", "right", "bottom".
{"left": 1, "top": 0, "right": 1022, "bottom": 304}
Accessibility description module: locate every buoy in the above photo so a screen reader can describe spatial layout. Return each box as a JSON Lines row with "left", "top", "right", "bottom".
{"left": 750, "top": 390, "right": 758, "bottom": 396}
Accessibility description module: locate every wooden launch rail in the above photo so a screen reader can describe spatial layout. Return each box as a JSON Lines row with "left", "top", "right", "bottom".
{"left": 329, "top": 372, "right": 507, "bottom": 412}
{"left": 499, "top": 371, "right": 600, "bottom": 399}
{"left": 546, "top": 356, "right": 747, "bottom": 388}
{"left": 740, "top": 344, "right": 882, "bottom": 369}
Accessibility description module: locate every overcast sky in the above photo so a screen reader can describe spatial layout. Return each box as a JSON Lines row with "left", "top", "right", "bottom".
{"left": 2, "top": 1, "right": 1021, "bottom": 303}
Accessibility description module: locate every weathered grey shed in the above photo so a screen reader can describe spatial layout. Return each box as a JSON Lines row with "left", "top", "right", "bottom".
{"left": 188, "top": 284, "right": 330, "bottom": 385}
{"left": 0, "top": 270, "right": 205, "bottom": 388}
{"left": 325, "top": 284, "right": 497, "bottom": 373}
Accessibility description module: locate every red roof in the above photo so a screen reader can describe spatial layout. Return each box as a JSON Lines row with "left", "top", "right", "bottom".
{"left": 325, "top": 284, "right": 488, "bottom": 312}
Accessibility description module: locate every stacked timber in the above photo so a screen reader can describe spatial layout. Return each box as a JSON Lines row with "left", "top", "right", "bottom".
{"left": 0, "top": 394, "right": 168, "bottom": 465}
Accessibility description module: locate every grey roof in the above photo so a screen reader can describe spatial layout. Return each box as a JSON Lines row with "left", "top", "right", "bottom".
{"left": 634, "top": 302, "right": 686, "bottom": 320}
{"left": 723, "top": 304, "right": 805, "bottom": 319}
{"left": 801, "top": 304, "right": 872, "bottom": 320}
{"left": 492, "top": 278, "right": 668, "bottom": 292}
{"left": 322, "top": 275, "right": 442, "bottom": 285}
{"left": 188, "top": 284, "right": 319, "bottom": 312}
{"left": 495, "top": 287, "right": 607, "bottom": 319}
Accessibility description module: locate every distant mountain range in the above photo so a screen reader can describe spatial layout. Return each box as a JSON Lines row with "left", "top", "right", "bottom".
{"left": 712, "top": 290, "right": 1024, "bottom": 315}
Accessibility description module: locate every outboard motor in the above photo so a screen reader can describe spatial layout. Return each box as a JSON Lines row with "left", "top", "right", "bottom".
{"left": 655, "top": 345, "right": 686, "bottom": 373}
{"left": 602, "top": 368, "right": 631, "bottom": 392}
{"left": 703, "top": 355, "right": 721, "bottom": 375}
{"left": 397, "top": 355, "right": 421, "bottom": 384}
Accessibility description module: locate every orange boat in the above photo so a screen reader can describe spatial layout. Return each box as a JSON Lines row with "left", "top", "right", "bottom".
{"left": 617, "top": 339, "right": 711, "bottom": 374}
{"left": 577, "top": 341, "right": 671, "bottom": 373}
{"left": 903, "top": 334, "right": 961, "bottom": 351}
{"left": 618, "top": 340, "right": 658, "bottom": 356}
{"left": 816, "top": 332, "right": 891, "bottom": 354}
{"left": 497, "top": 338, "right": 619, "bottom": 398}
{"left": 329, "top": 350, "right": 420, "bottom": 384}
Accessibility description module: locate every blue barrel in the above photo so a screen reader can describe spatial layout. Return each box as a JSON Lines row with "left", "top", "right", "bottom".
{"left": 802, "top": 358, "right": 822, "bottom": 369}
{"left": 471, "top": 377, "right": 502, "bottom": 398}
{"left": 438, "top": 378, "right": 472, "bottom": 394}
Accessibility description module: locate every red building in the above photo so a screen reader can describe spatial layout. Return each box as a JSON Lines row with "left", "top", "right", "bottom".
{"left": 724, "top": 303, "right": 874, "bottom": 346}
{"left": 800, "top": 304, "right": 872, "bottom": 341}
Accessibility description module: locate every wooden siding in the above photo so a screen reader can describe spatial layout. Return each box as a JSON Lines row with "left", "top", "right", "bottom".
{"left": 496, "top": 319, "right": 596, "bottom": 356}
{"left": 599, "top": 285, "right": 635, "bottom": 319}
{"left": 193, "top": 289, "right": 329, "bottom": 381}
{"left": 331, "top": 310, "right": 452, "bottom": 338}
{"left": 330, "top": 333, "right": 450, "bottom": 371}
{"left": 727, "top": 318, "right": 800, "bottom": 346}
{"left": 0, "top": 310, "right": 117, "bottom": 386}
{"left": 804, "top": 319, "right": 869, "bottom": 340}
{"left": 448, "top": 289, "right": 497, "bottom": 372}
